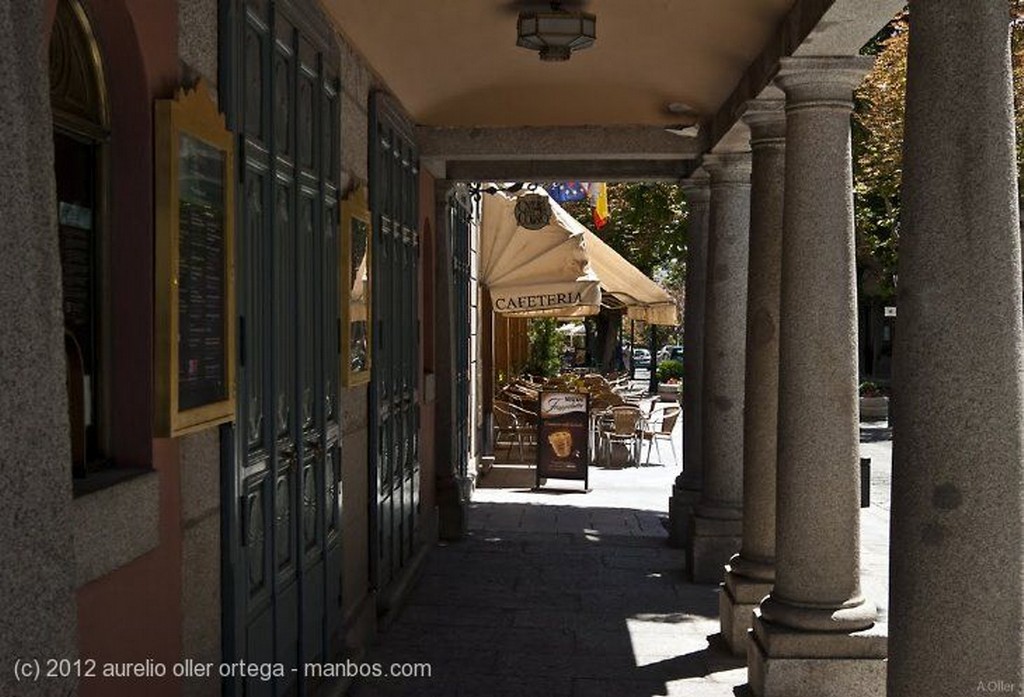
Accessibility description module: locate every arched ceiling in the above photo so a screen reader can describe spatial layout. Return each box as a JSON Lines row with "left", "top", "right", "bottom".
{"left": 321, "top": 0, "right": 798, "bottom": 128}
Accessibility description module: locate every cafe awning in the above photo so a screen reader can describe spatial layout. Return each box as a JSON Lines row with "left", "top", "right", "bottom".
{"left": 480, "top": 189, "right": 602, "bottom": 318}
{"left": 480, "top": 187, "right": 678, "bottom": 325}
{"left": 583, "top": 229, "right": 679, "bottom": 326}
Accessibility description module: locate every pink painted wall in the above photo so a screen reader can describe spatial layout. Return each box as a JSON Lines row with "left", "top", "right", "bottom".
{"left": 45, "top": 1, "right": 187, "bottom": 694}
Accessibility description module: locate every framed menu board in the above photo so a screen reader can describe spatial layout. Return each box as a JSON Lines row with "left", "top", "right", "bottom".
{"left": 536, "top": 391, "right": 590, "bottom": 490}
{"left": 154, "top": 80, "right": 236, "bottom": 437}
{"left": 341, "top": 186, "right": 371, "bottom": 386}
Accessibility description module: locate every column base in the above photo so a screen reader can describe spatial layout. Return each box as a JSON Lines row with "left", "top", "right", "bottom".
{"left": 720, "top": 566, "right": 773, "bottom": 655}
{"left": 686, "top": 513, "right": 741, "bottom": 583}
{"left": 747, "top": 610, "right": 887, "bottom": 697}
{"left": 668, "top": 485, "right": 701, "bottom": 548}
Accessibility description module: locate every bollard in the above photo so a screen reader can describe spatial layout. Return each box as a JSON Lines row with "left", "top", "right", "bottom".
{"left": 860, "top": 457, "right": 871, "bottom": 508}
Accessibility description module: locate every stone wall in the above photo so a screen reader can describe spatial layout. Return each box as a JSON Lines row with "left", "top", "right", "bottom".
{"left": 337, "top": 30, "right": 377, "bottom": 650}
{"left": 177, "top": 3, "right": 222, "bottom": 694}
{"left": 0, "top": 3, "right": 78, "bottom": 696}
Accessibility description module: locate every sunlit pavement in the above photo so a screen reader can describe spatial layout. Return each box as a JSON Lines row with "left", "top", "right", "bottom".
{"left": 351, "top": 417, "right": 892, "bottom": 696}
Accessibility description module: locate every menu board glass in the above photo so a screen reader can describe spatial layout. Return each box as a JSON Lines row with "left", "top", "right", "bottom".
{"left": 341, "top": 187, "right": 371, "bottom": 386}
{"left": 177, "top": 133, "right": 227, "bottom": 410}
{"left": 155, "top": 81, "right": 235, "bottom": 437}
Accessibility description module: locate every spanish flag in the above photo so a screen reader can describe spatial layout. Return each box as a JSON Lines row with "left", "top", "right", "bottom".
{"left": 589, "top": 182, "right": 610, "bottom": 229}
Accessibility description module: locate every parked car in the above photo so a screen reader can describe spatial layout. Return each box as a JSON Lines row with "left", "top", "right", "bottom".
{"left": 657, "top": 344, "right": 684, "bottom": 363}
{"left": 632, "top": 348, "right": 651, "bottom": 367}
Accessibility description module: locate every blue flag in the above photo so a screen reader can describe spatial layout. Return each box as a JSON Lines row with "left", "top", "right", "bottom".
{"left": 546, "top": 182, "right": 588, "bottom": 203}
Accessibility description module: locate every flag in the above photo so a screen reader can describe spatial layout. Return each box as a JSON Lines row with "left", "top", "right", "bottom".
{"left": 589, "top": 182, "right": 610, "bottom": 229}
{"left": 546, "top": 182, "right": 588, "bottom": 203}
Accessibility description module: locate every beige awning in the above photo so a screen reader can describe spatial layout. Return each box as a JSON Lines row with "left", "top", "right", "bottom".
{"left": 480, "top": 190, "right": 602, "bottom": 318}
{"left": 480, "top": 187, "right": 678, "bottom": 325}
{"left": 583, "top": 229, "right": 679, "bottom": 326}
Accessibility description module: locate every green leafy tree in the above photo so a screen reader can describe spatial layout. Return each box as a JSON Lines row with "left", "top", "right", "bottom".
{"left": 526, "top": 318, "right": 562, "bottom": 378}
{"left": 562, "top": 183, "right": 688, "bottom": 346}
{"left": 853, "top": 4, "right": 1024, "bottom": 299}
{"left": 853, "top": 13, "right": 907, "bottom": 299}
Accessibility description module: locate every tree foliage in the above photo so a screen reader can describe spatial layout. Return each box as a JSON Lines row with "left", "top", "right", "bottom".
{"left": 562, "top": 183, "right": 688, "bottom": 278}
{"left": 525, "top": 318, "right": 562, "bottom": 377}
{"left": 853, "top": 4, "right": 1024, "bottom": 299}
{"left": 562, "top": 183, "right": 688, "bottom": 344}
{"left": 853, "top": 13, "right": 907, "bottom": 299}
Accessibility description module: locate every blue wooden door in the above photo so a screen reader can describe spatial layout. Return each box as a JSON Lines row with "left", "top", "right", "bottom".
{"left": 369, "top": 94, "right": 420, "bottom": 592}
{"left": 220, "top": 1, "right": 342, "bottom": 694}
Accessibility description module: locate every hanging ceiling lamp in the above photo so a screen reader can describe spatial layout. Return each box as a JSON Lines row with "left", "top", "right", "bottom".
{"left": 516, "top": 2, "right": 596, "bottom": 62}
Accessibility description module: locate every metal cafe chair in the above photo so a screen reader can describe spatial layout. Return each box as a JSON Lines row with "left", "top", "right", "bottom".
{"left": 599, "top": 405, "right": 643, "bottom": 467}
{"left": 493, "top": 401, "right": 532, "bottom": 461}
{"left": 641, "top": 405, "right": 681, "bottom": 466}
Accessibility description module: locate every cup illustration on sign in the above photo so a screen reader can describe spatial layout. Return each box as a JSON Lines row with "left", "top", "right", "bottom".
{"left": 548, "top": 430, "right": 574, "bottom": 458}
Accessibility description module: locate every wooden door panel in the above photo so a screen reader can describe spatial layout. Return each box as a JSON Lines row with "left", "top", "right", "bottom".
{"left": 223, "top": 1, "right": 341, "bottom": 694}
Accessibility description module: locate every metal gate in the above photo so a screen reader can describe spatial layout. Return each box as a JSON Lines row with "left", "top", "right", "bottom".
{"left": 220, "top": 1, "right": 342, "bottom": 695}
{"left": 449, "top": 192, "right": 473, "bottom": 481}
{"left": 369, "top": 94, "right": 420, "bottom": 592}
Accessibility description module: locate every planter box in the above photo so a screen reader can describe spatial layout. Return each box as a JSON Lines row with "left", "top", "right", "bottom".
{"left": 657, "top": 383, "right": 681, "bottom": 402}
{"left": 859, "top": 396, "right": 889, "bottom": 421}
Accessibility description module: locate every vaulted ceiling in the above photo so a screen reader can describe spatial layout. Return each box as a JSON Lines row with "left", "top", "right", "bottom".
{"left": 320, "top": 0, "right": 903, "bottom": 179}
{"left": 322, "top": 0, "right": 797, "bottom": 128}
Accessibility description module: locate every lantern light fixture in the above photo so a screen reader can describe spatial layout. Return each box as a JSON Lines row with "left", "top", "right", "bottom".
{"left": 516, "top": 2, "right": 597, "bottom": 62}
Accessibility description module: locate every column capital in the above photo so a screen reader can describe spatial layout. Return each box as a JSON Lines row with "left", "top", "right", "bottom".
{"left": 775, "top": 56, "right": 874, "bottom": 107}
{"left": 703, "top": 152, "right": 752, "bottom": 185}
{"left": 680, "top": 167, "right": 710, "bottom": 204}
{"left": 742, "top": 97, "right": 786, "bottom": 147}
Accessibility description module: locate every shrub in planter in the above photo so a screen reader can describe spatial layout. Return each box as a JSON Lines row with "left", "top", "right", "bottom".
{"left": 859, "top": 381, "right": 886, "bottom": 398}
{"left": 859, "top": 380, "right": 889, "bottom": 420}
{"left": 657, "top": 359, "right": 684, "bottom": 383}
{"left": 656, "top": 359, "right": 683, "bottom": 401}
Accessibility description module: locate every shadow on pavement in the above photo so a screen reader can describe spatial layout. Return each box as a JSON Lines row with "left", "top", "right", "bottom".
{"left": 350, "top": 505, "right": 746, "bottom": 697}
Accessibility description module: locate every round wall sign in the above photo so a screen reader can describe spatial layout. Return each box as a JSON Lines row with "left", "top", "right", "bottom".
{"left": 514, "top": 194, "right": 551, "bottom": 230}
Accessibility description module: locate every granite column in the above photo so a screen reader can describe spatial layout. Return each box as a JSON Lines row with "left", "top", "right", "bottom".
{"left": 668, "top": 169, "right": 710, "bottom": 548}
{"left": 748, "top": 57, "right": 885, "bottom": 697}
{"left": 686, "top": 152, "right": 751, "bottom": 583}
{"left": 889, "top": 3, "right": 1024, "bottom": 696}
{"left": 720, "top": 95, "right": 785, "bottom": 654}
{"left": 0, "top": 2, "right": 78, "bottom": 696}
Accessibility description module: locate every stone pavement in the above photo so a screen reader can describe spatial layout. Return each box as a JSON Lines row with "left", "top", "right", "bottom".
{"left": 350, "top": 418, "right": 892, "bottom": 697}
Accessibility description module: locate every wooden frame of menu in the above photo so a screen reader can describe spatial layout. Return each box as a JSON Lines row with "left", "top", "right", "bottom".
{"left": 154, "top": 80, "right": 236, "bottom": 437}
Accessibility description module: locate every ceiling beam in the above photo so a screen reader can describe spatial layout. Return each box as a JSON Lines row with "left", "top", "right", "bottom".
{"left": 444, "top": 158, "right": 696, "bottom": 183}
{"left": 705, "top": 0, "right": 833, "bottom": 150}
{"left": 416, "top": 125, "right": 705, "bottom": 161}
{"left": 705, "top": 0, "right": 904, "bottom": 152}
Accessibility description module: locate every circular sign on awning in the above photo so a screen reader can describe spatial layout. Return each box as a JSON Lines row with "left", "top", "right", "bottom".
{"left": 514, "top": 193, "right": 551, "bottom": 230}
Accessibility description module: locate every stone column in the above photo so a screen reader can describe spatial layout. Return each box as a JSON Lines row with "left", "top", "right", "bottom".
{"left": 720, "top": 94, "right": 785, "bottom": 654}
{"left": 748, "top": 56, "right": 884, "bottom": 697}
{"left": 889, "top": 3, "right": 1024, "bottom": 696}
{"left": 686, "top": 151, "right": 751, "bottom": 583}
{"left": 0, "top": 3, "right": 78, "bottom": 697}
{"left": 668, "top": 168, "right": 709, "bottom": 548}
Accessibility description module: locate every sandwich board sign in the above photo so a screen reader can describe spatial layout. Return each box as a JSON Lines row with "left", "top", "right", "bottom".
{"left": 536, "top": 391, "right": 590, "bottom": 490}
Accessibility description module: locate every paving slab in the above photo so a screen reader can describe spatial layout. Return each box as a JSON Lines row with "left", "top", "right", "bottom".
{"left": 350, "top": 417, "right": 892, "bottom": 697}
